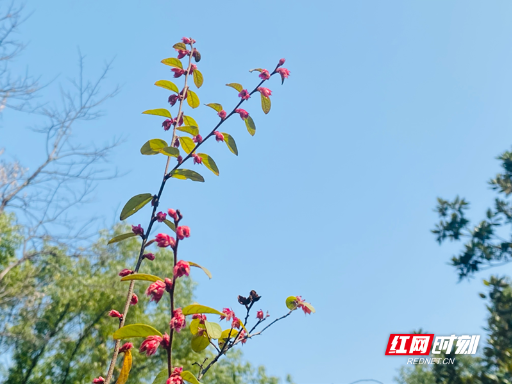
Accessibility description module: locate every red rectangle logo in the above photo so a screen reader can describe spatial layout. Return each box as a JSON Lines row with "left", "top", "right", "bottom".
{"left": 385, "top": 334, "right": 434, "bottom": 355}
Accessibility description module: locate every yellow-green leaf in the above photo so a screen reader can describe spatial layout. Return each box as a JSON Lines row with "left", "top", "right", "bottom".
{"left": 108, "top": 232, "right": 137, "bottom": 245}
{"left": 193, "top": 69, "right": 203, "bottom": 88}
{"left": 179, "top": 136, "right": 196, "bottom": 154}
{"left": 141, "top": 139, "right": 168, "bottom": 155}
{"left": 218, "top": 329, "right": 239, "bottom": 349}
{"left": 120, "top": 273, "right": 164, "bottom": 283}
{"left": 183, "top": 115, "right": 198, "bottom": 127}
{"left": 226, "top": 83, "right": 243, "bottom": 92}
{"left": 113, "top": 324, "right": 162, "bottom": 340}
{"left": 261, "top": 93, "right": 271, "bottom": 114}
{"left": 286, "top": 296, "right": 298, "bottom": 310}
{"left": 188, "top": 261, "right": 212, "bottom": 279}
{"left": 161, "top": 146, "right": 180, "bottom": 157}
{"left": 115, "top": 349, "right": 132, "bottom": 384}
{"left": 204, "top": 321, "right": 222, "bottom": 339}
{"left": 161, "top": 57, "right": 183, "bottom": 69}
{"left": 170, "top": 169, "right": 205, "bottom": 182}
{"left": 181, "top": 371, "right": 201, "bottom": 384}
{"left": 120, "top": 193, "right": 153, "bottom": 220}
{"left": 142, "top": 109, "right": 172, "bottom": 118}
{"left": 197, "top": 153, "right": 219, "bottom": 176}
{"left": 189, "top": 318, "right": 203, "bottom": 335}
{"left": 155, "top": 80, "right": 179, "bottom": 93}
{"left": 177, "top": 125, "right": 199, "bottom": 136}
{"left": 221, "top": 133, "right": 238, "bottom": 156}
{"left": 245, "top": 116, "right": 256, "bottom": 136}
{"left": 152, "top": 369, "right": 168, "bottom": 384}
{"left": 163, "top": 219, "right": 176, "bottom": 232}
{"left": 187, "top": 90, "right": 200, "bottom": 109}
{"left": 191, "top": 332, "right": 210, "bottom": 353}
{"left": 182, "top": 304, "right": 223, "bottom": 316}
{"left": 173, "top": 42, "right": 187, "bottom": 50}
{"left": 206, "top": 103, "right": 223, "bottom": 112}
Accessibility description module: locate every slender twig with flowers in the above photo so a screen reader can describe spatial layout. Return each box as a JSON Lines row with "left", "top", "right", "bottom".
{"left": 95, "top": 38, "right": 312, "bottom": 384}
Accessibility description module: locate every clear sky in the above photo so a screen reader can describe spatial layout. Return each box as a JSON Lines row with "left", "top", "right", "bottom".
{"left": 3, "top": 0, "right": 512, "bottom": 383}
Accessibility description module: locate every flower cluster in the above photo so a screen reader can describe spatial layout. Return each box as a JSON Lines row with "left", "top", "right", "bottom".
{"left": 170, "top": 308, "right": 186, "bottom": 332}
{"left": 139, "top": 335, "right": 163, "bottom": 356}
{"left": 166, "top": 367, "right": 184, "bottom": 384}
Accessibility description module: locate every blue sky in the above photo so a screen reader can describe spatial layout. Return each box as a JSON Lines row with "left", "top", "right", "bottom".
{"left": 3, "top": 0, "right": 512, "bottom": 383}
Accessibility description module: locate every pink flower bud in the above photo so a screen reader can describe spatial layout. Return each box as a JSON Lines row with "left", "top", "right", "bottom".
{"left": 146, "top": 280, "right": 166, "bottom": 303}
{"left": 179, "top": 88, "right": 188, "bottom": 100}
{"left": 220, "top": 308, "right": 235, "bottom": 321}
{"left": 231, "top": 316, "right": 241, "bottom": 329}
{"left": 172, "top": 68, "right": 185, "bottom": 78}
{"left": 218, "top": 110, "right": 227, "bottom": 119}
{"left": 119, "top": 269, "right": 133, "bottom": 277}
{"left": 108, "top": 310, "right": 123, "bottom": 319}
{"left": 182, "top": 37, "right": 195, "bottom": 44}
{"left": 172, "top": 137, "right": 180, "bottom": 148}
{"left": 93, "top": 377, "right": 105, "bottom": 384}
{"left": 192, "top": 49, "right": 201, "bottom": 62}
{"left": 276, "top": 67, "right": 290, "bottom": 83}
{"left": 167, "top": 367, "right": 184, "bottom": 384}
{"left": 239, "top": 329, "right": 248, "bottom": 344}
{"left": 176, "top": 226, "right": 190, "bottom": 240}
{"left": 190, "top": 64, "right": 197, "bottom": 73}
{"left": 174, "top": 260, "right": 190, "bottom": 278}
{"left": 161, "top": 332, "right": 171, "bottom": 349}
{"left": 238, "top": 89, "right": 251, "bottom": 100}
{"left": 278, "top": 58, "right": 286, "bottom": 66}
{"left": 295, "top": 296, "right": 312, "bottom": 315}
{"left": 162, "top": 119, "right": 173, "bottom": 131}
{"left": 192, "top": 314, "right": 207, "bottom": 323}
{"left": 167, "top": 209, "right": 178, "bottom": 221}
{"left": 144, "top": 253, "right": 155, "bottom": 261}
{"left": 168, "top": 94, "right": 178, "bottom": 106}
{"left": 170, "top": 308, "right": 186, "bottom": 332}
{"left": 214, "top": 131, "right": 224, "bottom": 142}
{"left": 119, "top": 342, "right": 133, "bottom": 353}
{"left": 155, "top": 233, "right": 176, "bottom": 248}
{"left": 193, "top": 153, "right": 202, "bottom": 165}
{"left": 130, "top": 294, "right": 138, "bottom": 306}
{"left": 132, "top": 224, "right": 144, "bottom": 236}
{"left": 156, "top": 211, "right": 167, "bottom": 222}
{"left": 193, "top": 134, "right": 202, "bottom": 144}
{"left": 235, "top": 109, "right": 249, "bottom": 120}
{"left": 139, "top": 335, "right": 163, "bottom": 356}
{"left": 165, "top": 277, "right": 174, "bottom": 292}
{"left": 259, "top": 69, "right": 270, "bottom": 80}
{"left": 257, "top": 87, "right": 272, "bottom": 98}
{"left": 176, "top": 49, "right": 189, "bottom": 59}
{"left": 177, "top": 155, "right": 183, "bottom": 164}
{"left": 256, "top": 310, "right": 264, "bottom": 320}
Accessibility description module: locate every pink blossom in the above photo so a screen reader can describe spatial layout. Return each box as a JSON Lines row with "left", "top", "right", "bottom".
{"left": 167, "top": 209, "right": 178, "bottom": 221}
{"left": 161, "top": 332, "right": 170, "bottom": 349}
{"left": 93, "top": 377, "right": 105, "bottom": 384}
{"left": 231, "top": 316, "right": 241, "bottom": 329}
{"left": 165, "top": 277, "right": 173, "bottom": 292}
{"left": 258, "top": 87, "right": 272, "bottom": 98}
{"left": 162, "top": 119, "right": 173, "bottom": 131}
{"left": 144, "top": 253, "right": 155, "bottom": 261}
{"left": 295, "top": 296, "right": 312, "bottom": 315}
{"left": 193, "top": 134, "right": 202, "bottom": 144}
{"left": 132, "top": 224, "right": 144, "bottom": 236}
{"left": 108, "top": 310, "right": 123, "bottom": 319}
{"left": 256, "top": 310, "right": 264, "bottom": 320}
{"left": 139, "top": 335, "right": 163, "bottom": 356}
{"left": 218, "top": 110, "right": 227, "bottom": 119}
{"left": 119, "top": 342, "right": 133, "bottom": 353}
{"left": 146, "top": 280, "right": 166, "bottom": 303}
{"left": 220, "top": 308, "right": 235, "bottom": 321}
{"left": 214, "top": 131, "right": 224, "bottom": 142}
{"left": 172, "top": 68, "right": 185, "bottom": 78}
{"left": 173, "top": 137, "right": 180, "bottom": 148}
{"left": 168, "top": 94, "right": 178, "bottom": 106}
{"left": 176, "top": 226, "right": 190, "bottom": 240}
{"left": 130, "top": 294, "right": 138, "bottom": 306}
{"left": 238, "top": 329, "right": 247, "bottom": 344}
{"left": 119, "top": 269, "right": 133, "bottom": 277}
{"left": 177, "top": 49, "right": 189, "bottom": 59}
{"left": 179, "top": 88, "right": 188, "bottom": 100}
{"left": 156, "top": 211, "right": 167, "bottom": 222}
{"left": 177, "top": 155, "right": 183, "bottom": 164}
{"left": 173, "top": 260, "right": 190, "bottom": 278}
{"left": 170, "top": 308, "right": 186, "bottom": 332}
{"left": 155, "top": 233, "right": 176, "bottom": 248}
{"left": 238, "top": 89, "right": 251, "bottom": 100}
{"left": 259, "top": 69, "right": 270, "bottom": 80}
{"left": 193, "top": 153, "right": 202, "bottom": 165}
{"left": 190, "top": 64, "right": 197, "bottom": 73}
{"left": 276, "top": 67, "right": 290, "bottom": 82}
{"left": 192, "top": 314, "right": 207, "bottom": 323}
{"left": 182, "top": 37, "right": 195, "bottom": 44}
{"left": 278, "top": 58, "right": 286, "bottom": 66}
{"left": 235, "top": 109, "right": 249, "bottom": 120}
{"left": 166, "top": 367, "right": 184, "bottom": 384}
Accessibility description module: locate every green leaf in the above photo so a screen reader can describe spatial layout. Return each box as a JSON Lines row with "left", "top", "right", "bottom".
{"left": 154, "top": 80, "right": 179, "bottom": 93}
{"left": 113, "top": 324, "right": 162, "bottom": 340}
{"left": 226, "top": 83, "right": 243, "bottom": 92}
{"left": 170, "top": 169, "right": 205, "bottom": 182}
{"left": 161, "top": 57, "right": 183, "bottom": 69}
{"left": 188, "top": 261, "right": 212, "bottom": 279}
{"left": 221, "top": 133, "right": 238, "bottom": 156}
{"left": 163, "top": 219, "right": 176, "bottom": 232}
{"left": 206, "top": 103, "right": 223, "bottom": 112}
{"left": 183, "top": 115, "right": 198, "bottom": 127}
{"left": 178, "top": 136, "right": 196, "bottom": 154}
{"left": 204, "top": 321, "right": 222, "bottom": 339}
{"left": 187, "top": 90, "right": 200, "bottom": 109}
{"left": 173, "top": 42, "right": 187, "bottom": 50}
{"left": 218, "top": 329, "right": 239, "bottom": 349}
{"left": 191, "top": 333, "right": 210, "bottom": 353}
{"left": 152, "top": 369, "right": 169, "bottom": 384}
{"left": 261, "top": 93, "right": 271, "bottom": 114}
{"left": 193, "top": 69, "right": 203, "bottom": 88}
{"left": 142, "top": 109, "right": 172, "bottom": 118}
{"left": 140, "top": 139, "right": 168, "bottom": 155}
{"left": 197, "top": 153, "right": 219, "bottom": 176}
{"left": 177, "top": 125, "right": 199, "bottom": 136}
{"left": 189, "top": 318, "right": 203, "bottom": 335}
{"left": 182, "top": 304, "right": 223, "bottom": 316}
{"left": 286, "top": 296, "right": 298, "bottom": 310}
{"left": 181, "top": 371, "right": 201, "bottom": 384}
{"left": 120, "top": 193, "right": 153, "bottom": 220}
{"left": 245, "top": 116, "right": 256, "bottom": 136}
{"left": 249, "top": 68, "right": 264, "bottom": 73}
{"left": 108, "top": 232, "right": 137, "bottom": 245}
{"left": 120, "top": 273, "right": 164, "bottom": 282}
{"left": 161, "top": 147, "right": 180, "bottom": 157}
